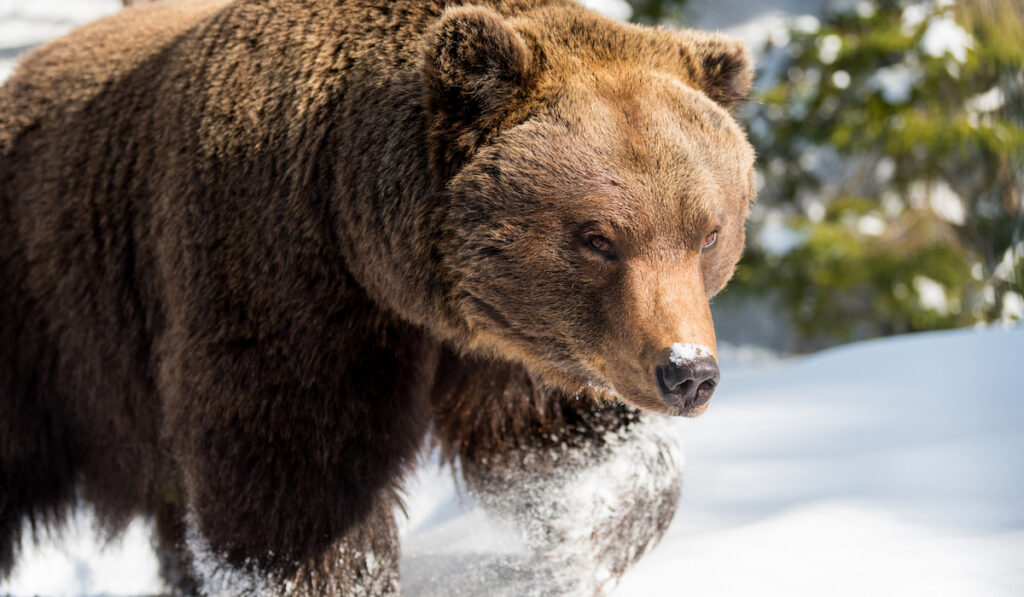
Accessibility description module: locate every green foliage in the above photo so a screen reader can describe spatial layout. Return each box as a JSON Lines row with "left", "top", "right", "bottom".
{"left": 734, "top": 0, "right": 1024, "bottom": 346}
{"left": 627, "top": 0, "right": 688, "bottom": 24}
{"left": 735, "top": 209, "right": 973, "bottom": 343}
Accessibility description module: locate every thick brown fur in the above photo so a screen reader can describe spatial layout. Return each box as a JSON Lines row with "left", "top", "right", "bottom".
{"left": 0, "top": 0, "right": 754, "bottom": 594}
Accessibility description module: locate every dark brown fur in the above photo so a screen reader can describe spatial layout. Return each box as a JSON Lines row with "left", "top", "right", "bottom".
{"left": 0, "top": 0, "right": 754, "bottom": 593}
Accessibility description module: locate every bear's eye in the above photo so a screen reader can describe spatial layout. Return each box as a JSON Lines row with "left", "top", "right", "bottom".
{"left": 585, "top": 235, "right": 617, "bottom": 260}
{"left": 702, "top": 230, "right": 718, "bottom": 250}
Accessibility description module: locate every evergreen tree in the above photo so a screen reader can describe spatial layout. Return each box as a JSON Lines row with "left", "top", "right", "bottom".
{"left": 724, "top": 0, "right": 1023, "bottom": 346}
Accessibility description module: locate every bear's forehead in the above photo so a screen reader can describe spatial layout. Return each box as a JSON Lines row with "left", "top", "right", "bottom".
{"left": 498, "top": 77, "right": 753, "bottom": 216}
{"left": 516, "top": 4, "right": 695, "bottom": 71}
{"left": 484, "top": 111, "right": 747, "bottom": 249}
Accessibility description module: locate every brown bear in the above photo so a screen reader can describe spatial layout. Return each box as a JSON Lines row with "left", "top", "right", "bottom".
{"left": 0, "top": 0, "right": 755, "bottom": 594}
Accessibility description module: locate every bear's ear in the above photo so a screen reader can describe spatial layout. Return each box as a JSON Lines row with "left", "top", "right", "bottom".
{"left": 679, "top": 32, "right": 752, "bottom": 110}
{"left": 423, "top": 5, "right": 537, "bottom": 176}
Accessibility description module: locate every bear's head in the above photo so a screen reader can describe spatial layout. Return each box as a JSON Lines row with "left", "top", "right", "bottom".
{"left": 423, "top": 3, "right": 755, "bottom": 417}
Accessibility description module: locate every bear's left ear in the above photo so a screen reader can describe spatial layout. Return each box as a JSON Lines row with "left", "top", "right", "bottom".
{"left": 679, "top": 31, "right": 752, "bottom": 110}
{"left": 423, "top": 5, "right": 538, "bottom": 176}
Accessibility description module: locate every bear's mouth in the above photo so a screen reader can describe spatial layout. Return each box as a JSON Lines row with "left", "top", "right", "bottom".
{"left": 658, "top": 400, "right": 711, "bottom": 418}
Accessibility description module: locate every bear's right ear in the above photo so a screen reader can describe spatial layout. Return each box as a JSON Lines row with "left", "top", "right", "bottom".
{"left": 423, "top": 6, "right": 538, "bottom": 176}
{"left": 678, "top": 31, "right": 752, "bottom": 110}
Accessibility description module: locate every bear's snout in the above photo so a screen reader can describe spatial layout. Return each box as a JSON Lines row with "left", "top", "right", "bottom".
{"left": 655, "top": 345, "right": 720, "bottom": 417}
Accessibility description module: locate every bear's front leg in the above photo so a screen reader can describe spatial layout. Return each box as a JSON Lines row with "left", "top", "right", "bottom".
{"left": 184, "top": 488, "right": 402, "bottom": 597}
{"left": 430, "top": 351, "right": 683, "bottom": 596}
{"left": 159, "top": 309, "right": 438, "bottom": 596}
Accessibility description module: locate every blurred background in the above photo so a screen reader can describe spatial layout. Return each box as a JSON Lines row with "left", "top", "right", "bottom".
{"left": 604, "top": 0, "right": 1024, "bottom": 353}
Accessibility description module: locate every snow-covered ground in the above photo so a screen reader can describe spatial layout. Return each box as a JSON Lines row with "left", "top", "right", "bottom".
{"left": 4, "top": 2, "right": 1024, "bottom": 596}
{"left": 5, "top": 328, "right": 1023, "bottom": 596}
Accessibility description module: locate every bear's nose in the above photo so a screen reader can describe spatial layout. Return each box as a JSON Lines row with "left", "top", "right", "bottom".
{"left": 655, "top": 356, "right": 720, "bottom": 416}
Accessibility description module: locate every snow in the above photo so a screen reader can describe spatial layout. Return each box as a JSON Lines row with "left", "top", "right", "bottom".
{"left": 993, "top": 241, "right": 1023, "bottom": 282}
{"left": 907, "top": 180, "right": 967, "bottom": 226}
{"left": 920, "top": 13, "right": 974, "bottom": 63}
{"left": 790, "top": 14, "right": 821, "bottom": 35}
{"left": 467, "top": 414, "right": 683, "bottom": 596}
{"left": 830, "top": 68, "right": 850, "bottom": 89}
{"left": 579, "top": 0, "right": 633, "bottom": 21}
{"left": 683, "top": 0, "right": 829, "bottom": 58}
{"left": 902, "top": 1, "right": 975, "bottom": 64}
{"left": 869, "top": 63, "right": 920, "bottom": 105}
{"left": 925, "top": 180, "right": 967, "bottom": 225}
{"left": 1, "top": 511, "right": 164, "bottom": 596}
{"left": 816, "top": 33, "right": 842, "bottom": 65}
{"left": 669, "top": 342, "right": 713, "bottom": 365}
{"left": 875, "top": 156, "right": 897, "bottom": 183}
{"left": 1002, "top": 292, "right": 1024, "bottom": 325}
{"left": 853, "top": 0, "right": 875, "bottom": 19}
{"left": 856, "top": 213, "right": 886, "bottom": 236}
{"left": 184, "top": 511, "right": 275, "bottom": 597}
{"left": 758, "top": 214, "right": 807, "bottom": 257}
{"left": 901, "top": 3, "right": 930, "bottom": 35}
{"left": 0, "top": 0, "right": 120, "bottom": 23}
{"left": 967, "top": 87, "right": 1006, "bottom": 114}
{"left": 912, "top": 274, "right": 949, "bottom": 315}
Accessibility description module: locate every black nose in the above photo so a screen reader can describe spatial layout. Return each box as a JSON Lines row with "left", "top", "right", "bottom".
{"left": 655, "top": 356, "right": 720, "bottom": 414}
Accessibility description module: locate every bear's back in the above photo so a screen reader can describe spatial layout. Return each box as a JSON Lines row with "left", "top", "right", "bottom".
{"left": 0, "top": 0, "right": 230, "bottom": 153}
